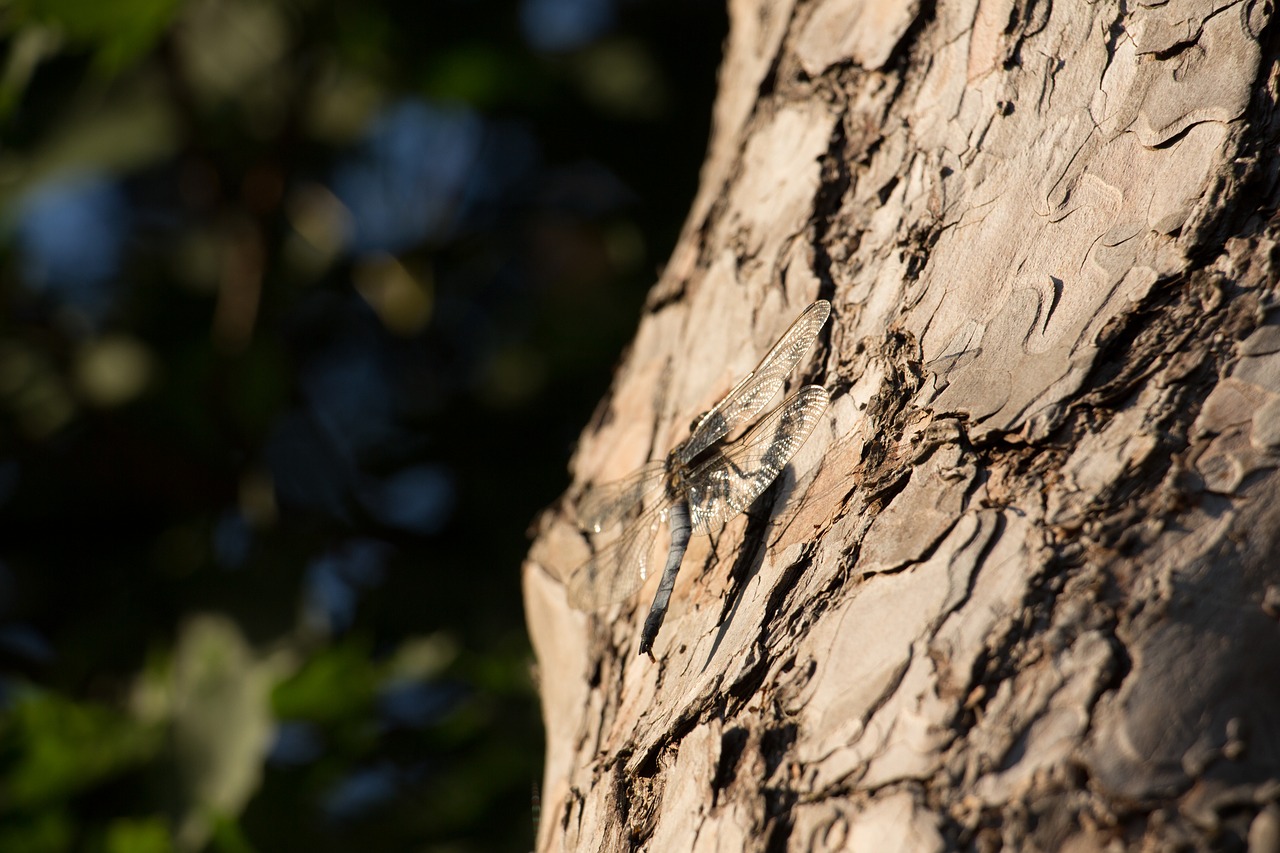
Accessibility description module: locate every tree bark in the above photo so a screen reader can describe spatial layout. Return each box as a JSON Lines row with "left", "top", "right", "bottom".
{"left": 524, "top": 0, "right": 1280, "bottom": 849}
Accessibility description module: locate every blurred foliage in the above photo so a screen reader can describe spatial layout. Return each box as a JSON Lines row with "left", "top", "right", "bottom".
{"left": 2, "top": 689, "right": 160, "bottom": 810}
{"left": 0, "top": 0, "right": 725, "bottom": 849}
{"left": 8, "top": 0, "right": 180, "bottom": 76}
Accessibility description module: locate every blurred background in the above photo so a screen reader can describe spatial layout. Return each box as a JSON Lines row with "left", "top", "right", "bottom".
{"left": 0, "top": 0, "right": 724, "bottom": 849}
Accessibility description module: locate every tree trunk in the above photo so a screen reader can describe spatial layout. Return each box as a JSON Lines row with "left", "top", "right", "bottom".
{"left": 523, "top": 0, "right": 1280, "bottom": 849}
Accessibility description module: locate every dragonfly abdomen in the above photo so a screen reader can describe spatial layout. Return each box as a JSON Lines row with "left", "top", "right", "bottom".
{"left": 638, "top": 499, "right": 692, "bottom": 658}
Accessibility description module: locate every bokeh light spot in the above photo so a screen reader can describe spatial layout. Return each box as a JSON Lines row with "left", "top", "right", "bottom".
{"left": 14, "top": 173, "right": 131, "bottom": 326}
{"left": 520, "top": 0, "right": 615, "bottom": 52}
{"left": 353, "top": 254, "right": 433, "bottom": 336}
{"left": 73, "top": 335, "right": 155, "bottom": 407}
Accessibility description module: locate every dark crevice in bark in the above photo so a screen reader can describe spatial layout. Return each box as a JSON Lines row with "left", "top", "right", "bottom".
{"left": 701, "top": 484, "right": 794, "bottom": 677}
{"left": 1097, "top": 273, "right": 1249, "bottom": 411}
{"left": 628, "top": 699, "right": 708, "bottom": 790}
{"left": 900, "top": 219, "right": 945, "bottom": 286}
{"left": 1098, "top": 3, "right": 1128, "bottom": 71}
{"left": 875, "top": 175, "right": 900, "bottom": 207}
{"left": 725, "top": 652, "right": 770, "bottom": 713}
{"left": 937, "top": 592, "right": 1111, "bottom": 853}
{"left": 761, "top": 722, "right": 798, "bottom": 777}
{"left": 762, "top": 723, "right": 800, "bottom": 853}
{"left": 1004, "top": 0, "right": 1053, "bottom": 67}
{"left": 881, "top": 0, "right": 940, "bottom": 78}
{"left": 921, "top": 498, "right": 999, "bottom": 626}
{"left": 644, "top": 278, "right": 689, "bottom": 313}
{"left": 936, "top": 512, "right": 1017, "bottom": 742}
{"left": 1173, "top": 13, "right": 1280, "bottom": 259}
{"left": 619, "top": 746, "right": 667, "bottom": 847}
{"left": 755, "top": 553, "right": 812, "bottom": 650}
{"left": 1084, "top": 290, "right": 1194, "bottom": 407}
{"left": 756, "top": 42, "right": 783, "bottom": 103}
{"left": 586, "top": 652, "right": 603, "bottom": 689}
{"left": 711, "top": 726, "right": 750, "bottom": 804}
{"left": 961, "top": 553, "right": 1079, "bottom": 747}
{"left": 795, "top": 537, "right": 863, "bottom": 643}
{"left": 810, "top": 112, "right": 852, "bottom": 310}
{"left": 608, "top": 752, "right": 636, "bottom": 846}
{"left": 737, "top": 478, "right": 796, "bottom": 604}
{"left": 858, "top": 329, "right": 927, "bottom": 485}
{"left": 762, "top": 787, "right": 797, "bottom": 853}
{"left": 1070, "top": 266, "right": 1267, "bottom": 559}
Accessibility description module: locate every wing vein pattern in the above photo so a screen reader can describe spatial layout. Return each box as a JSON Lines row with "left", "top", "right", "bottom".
{"left": 565, "top": 301, "right": 832, "bottom": 643}
{"left": 686, "top": 385, "right": 829, "bottom": 535}
{"left": 677, "top": 300, "right": 830, "bottom": 464}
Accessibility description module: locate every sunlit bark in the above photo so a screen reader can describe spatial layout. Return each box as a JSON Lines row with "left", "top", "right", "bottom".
{"left": 525, "top": 0, "right": 1280, "bottom": 849}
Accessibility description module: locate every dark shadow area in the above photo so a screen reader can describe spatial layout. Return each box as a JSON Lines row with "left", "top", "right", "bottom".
{"left": 0, "top": 0, "right": 725, "bottom": 849}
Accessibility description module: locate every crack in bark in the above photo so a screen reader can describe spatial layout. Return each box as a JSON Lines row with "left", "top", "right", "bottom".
{"left": 810, "top": 114, "right": 853, "bottom": 309}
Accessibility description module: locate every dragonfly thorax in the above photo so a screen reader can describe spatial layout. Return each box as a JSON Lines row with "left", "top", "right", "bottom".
{"left": 663, "top": 454, "right": 688, "bottom": 498}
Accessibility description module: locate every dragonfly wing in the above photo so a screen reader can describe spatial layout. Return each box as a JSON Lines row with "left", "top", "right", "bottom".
{"left": 685, "top": 385, "right": 830, "bottom": 535}
{"left": 566, "top": 501, "right": 669, "bottom": 610}
{"left": 679, "top": 300, "right": 830, "bottom": 464}
{"left": 575, "top": 461, "right": 667, "bottom": 533}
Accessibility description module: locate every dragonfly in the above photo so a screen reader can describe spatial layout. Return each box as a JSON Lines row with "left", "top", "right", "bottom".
{"left": 567, "top": 300, "right": 832, "bottom": 657}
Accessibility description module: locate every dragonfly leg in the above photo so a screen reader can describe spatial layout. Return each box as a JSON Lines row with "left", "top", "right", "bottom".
{"left": 638, "top": 500, "right": 692, "bottom": 657}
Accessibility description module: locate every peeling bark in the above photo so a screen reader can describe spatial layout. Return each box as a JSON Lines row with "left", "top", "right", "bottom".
{"left": 524, "top": 0, "right": 1280, "bottom": 849}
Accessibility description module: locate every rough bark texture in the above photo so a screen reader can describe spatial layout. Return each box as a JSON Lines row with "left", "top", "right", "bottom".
{"left": 523, "top": 0, "right": 1280, "bottom": 849}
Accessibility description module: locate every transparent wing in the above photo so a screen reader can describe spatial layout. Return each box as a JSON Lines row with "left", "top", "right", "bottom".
{"left": 684, "top": 385, "right": 829, "bottom": 534}
{"left": 566, "top": 500, "right": 670, "bottom": 610}
{"left": 574, "top": 461, "right": 667, "bottom": 533}
{"left": 679, "top": 300, "right": 830, "bottom": 464}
